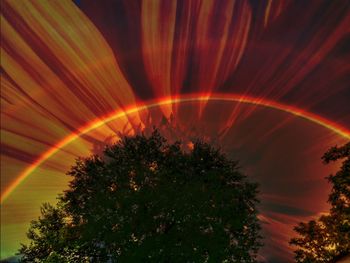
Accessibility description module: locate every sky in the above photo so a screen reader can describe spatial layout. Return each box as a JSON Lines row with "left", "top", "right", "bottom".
{"left": 1, "top": 0, "right": 350, "bottom": 261}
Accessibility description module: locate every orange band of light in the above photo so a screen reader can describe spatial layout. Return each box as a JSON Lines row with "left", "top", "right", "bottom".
{"left": 2, "top": 93, "right": 349, "bottom": 203}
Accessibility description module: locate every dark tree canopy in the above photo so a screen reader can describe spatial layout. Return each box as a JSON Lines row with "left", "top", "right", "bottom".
{"left": 290, "top": 142, "right": 350, "bottom": 263}
{"left": 19, "top": 130, "right": 261, "bottom": 262}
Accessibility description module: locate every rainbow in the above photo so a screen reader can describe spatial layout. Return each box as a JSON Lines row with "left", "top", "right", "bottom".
{"left": 1, "top": 93, "right": 349, "bottom": 203}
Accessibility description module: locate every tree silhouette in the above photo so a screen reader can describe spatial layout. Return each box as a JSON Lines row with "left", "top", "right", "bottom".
{"left": 19, "top": 130, "right": 261, "bottom": 262}
{"left": 290, "top": 142, "right": 350, "bottom": 263}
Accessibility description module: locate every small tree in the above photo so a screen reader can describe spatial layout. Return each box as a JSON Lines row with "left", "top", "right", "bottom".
{"left": 290, "top": 142, "right": 350, "bottom": 263}
{"left": 19, "top": 203, "right": 83, "bottom": 262}
{"left": 19, "top": 130, "right": 261, "bottom": 262}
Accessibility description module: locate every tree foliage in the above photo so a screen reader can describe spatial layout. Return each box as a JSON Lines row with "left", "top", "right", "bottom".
{"left": 19, "top": 130, "right": 261, "bottom": 262}
{"left": 290, "top": 142, "right": 350, "bottom": 263}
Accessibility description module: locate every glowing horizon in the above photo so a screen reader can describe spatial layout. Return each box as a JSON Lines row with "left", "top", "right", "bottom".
{"left": 2, "top": 93, "right": 349, "bottom": 204}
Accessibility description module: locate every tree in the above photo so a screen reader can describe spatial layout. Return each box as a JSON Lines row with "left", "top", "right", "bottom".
{"left": 290, "top": 142, "right": 350, "bottom": 263}
{"left": 19, "top": 130, "right": 261, "bottom": 262}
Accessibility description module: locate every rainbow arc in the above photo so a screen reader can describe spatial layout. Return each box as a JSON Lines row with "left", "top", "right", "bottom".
{"left": 1, "top": 93, "right": 349, "bottom": 203}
